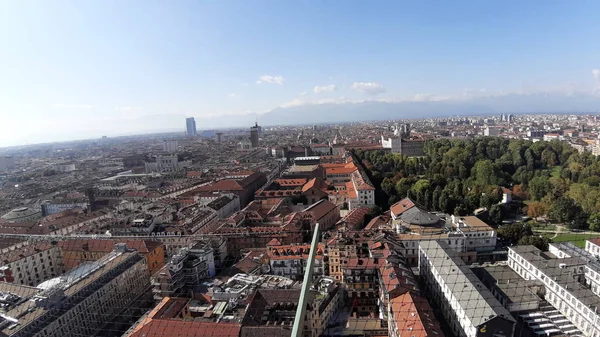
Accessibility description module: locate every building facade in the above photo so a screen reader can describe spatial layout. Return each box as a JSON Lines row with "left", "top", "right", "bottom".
{"left": 419, "top": 241, "right": 515, "bottom": 337}
{"left": 151, "top": 243, "right": 215, "bottom": 300}
{"left": 2, "top": 245, "right": 150, "bottom": 337}
{"left": 0, "top": 243, "right": 64, "bottom": 286}
{"left": 509, "top": 244, "right": 600, "bottom": 337}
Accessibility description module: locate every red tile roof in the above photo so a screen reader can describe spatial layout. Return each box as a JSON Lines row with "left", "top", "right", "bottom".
{"left": 302, "top": 199, "right": 338, "bottom": 221}
{"left": 336, "top": 207, "right": 370, "bottom": 229}
{"left": 275, "top": 178, "right": 307, "bottom": 187}
{"left": 390, "top": 197, "right": 416, "bottom": 217}
{"left": 129, "top": 320, "right": 241, "bottom": 337}
{"left": 390, "top": 292, "right": 445, "bottom": 337}
{"left": 301, "top": 177, "right": 329, "bottom": 193}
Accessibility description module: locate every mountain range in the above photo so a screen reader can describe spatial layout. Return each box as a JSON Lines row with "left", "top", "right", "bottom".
{"left": 141, "top": 93, "right": 600, "bottom": 131}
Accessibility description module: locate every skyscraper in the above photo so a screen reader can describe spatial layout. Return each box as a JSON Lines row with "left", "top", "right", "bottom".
{"left": 186, "top": 117, "right": 197, "bottom": 136}
{"left": 250, "top": 122, "right": 259, "bottom": 147}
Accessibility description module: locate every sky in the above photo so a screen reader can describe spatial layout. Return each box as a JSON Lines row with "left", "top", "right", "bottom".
{"left": 1, "top": 0, "right": 600, "bottom": 147}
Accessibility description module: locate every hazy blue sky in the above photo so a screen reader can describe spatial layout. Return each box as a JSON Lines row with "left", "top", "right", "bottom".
{"left": 1, "top": 1, "right": 600, "bottom": 146}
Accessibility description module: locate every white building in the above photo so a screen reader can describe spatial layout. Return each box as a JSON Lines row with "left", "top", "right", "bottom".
{"left": 151, "top": 243, "right": 215, "bottom": 300}
{"left": 484, "top": 126, "right": 499, "bottom": 136}
{"left": 162, "top": 139, "right": 178, "bottom": 152}
{"left": 381, "top": 136, "right": 402, "bottom": 153}
{"left": 508, "top": 244, "right": 600, "bottom": 337}
{"left": 451, "top": 215, "right": 497, "bottom": 252}
{"left": 419, "top": 240, "right": 516, "bottom": 337}
{"left": 144, "top": 155, "right": 190, "bottom": 173}
{"left": 41, "top": 200, "right": 88, "bottom": 216}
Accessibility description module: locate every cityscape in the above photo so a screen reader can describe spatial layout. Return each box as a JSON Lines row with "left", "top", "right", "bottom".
{"left": 3, "top": 1, "right": 600, "bottom": 337}
{"left": 2, "top": 113, "right": 600, "bottom": 337}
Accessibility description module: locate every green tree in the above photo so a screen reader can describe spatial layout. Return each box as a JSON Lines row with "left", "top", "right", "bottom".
{"left": 541, "top": 149, "right": 558, "bottom": 167}
{"left": 589, "top": 213, "right": 600, "bottom": 232}
{"left": 497, "top": 223, "right": 533, "bottom": 245}
{"left": 381, "top": 178, "right": 395, "bottom": 196}
{"left": 395, "top": 178, "right": 411, "bottom": 197}
{"left": 528, "top": 176, "right": 551, "bottom": 201}
{"left": 518, "top": 236, "right": 550, "bottom": 251}
{"left": 489, "top": 204, "right": 504, "bottom": 226}
{"left": 472, "top": 160, "right": 495, "bottom": 186}
{"left": 549, "top": 196, "right": 586, "bottom": 228}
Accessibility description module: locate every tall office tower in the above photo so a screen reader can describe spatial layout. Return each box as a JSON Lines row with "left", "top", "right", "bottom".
{"left": 250, "top": 122, "right": 259, "bottom": 147}
{"left": 216, "top": 132, "right": 223, "bottom": 143}
{"left": 185, "top": 117, "right": 197, "bottom": 136}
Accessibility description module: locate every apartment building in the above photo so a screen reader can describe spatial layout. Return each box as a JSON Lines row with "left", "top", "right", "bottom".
{"left": 343, "top": 258, "right": 383, "bottom": 316}
{"left": 0, "top": 242, "right": 63, "bottom": 286}
{"left": 151, "top": 242, "right": 215, "bottom": 300}
{"left": 419, "top": 241, "right": 515, "bottom": 337}
{"left": 1, "top": 244, "right": 149, "bottom": 337}
{"left": 509, "top": 243, "right": 600, "bottom": 337}
{"left": 327, "top": 237, "right": 359, "bottom": 282}
{"left": 59, "top": 239, "right": 166, "bottom": 275}
{"left": 266, "top": 240, "right": 325, "bottom": 280}
{"left": 241, "top": 279, "right": 343, "bottom": 337}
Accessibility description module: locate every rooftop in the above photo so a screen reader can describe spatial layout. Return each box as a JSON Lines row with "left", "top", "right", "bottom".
{"left": 420, "top": 240, "right": 516, "bottom": 327}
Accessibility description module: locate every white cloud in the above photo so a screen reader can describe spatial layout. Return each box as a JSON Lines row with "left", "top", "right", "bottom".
{"left": 115, "top": 106, "right": 142, "bottom": 111}
{"left": 256, "top": 75, "right": 284, "bottom": 85}
{"left": 228, "top": 93, "right": 236, "bottom": 97}
{"left": 313, "top": 84, "right": 337, "bottom": 93}
{"left": 593, "top": 69, "right": 600, "bottom": 91}
{"left": 351, "top": 82, "right": 386, "bottom": 95}
{"left": 52, "top": 103, "right": 94, "bottom": 109}
{"left": 279, "top": 99, "right": 306, "bottom": 108}
{"left": 299, "top": 92, "right": 307, "bottom": 96}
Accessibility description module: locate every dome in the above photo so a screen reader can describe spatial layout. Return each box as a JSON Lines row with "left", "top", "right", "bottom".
{"left": 400, "top": 207, "right": 440, "bottom": 226}
{"left": 1, "top": 207, "right": 42, "bottom": 222}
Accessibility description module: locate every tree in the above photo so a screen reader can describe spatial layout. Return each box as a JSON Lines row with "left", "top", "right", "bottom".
{"left": 454, "top": 205, "right": 468, "bottom": 216}
{"left": 472, "top": 160, "right": 495, "bottom": 186}
{"left": 489, "top": 204, "right": 504, "bottom": 226}
{"left": 497, "top": 223, "right": 533, "bottom": 245}
{"left": 541, "top": 149, "right": 558, "bottom": 167}
{"left": 518, "top": 236, "right": 550, "bottom": 251}
{"left": 512, "top": 184, "right": 529, "bottom": 200}
{"left": 395, "top": 178, "right": 411, "bottom": 197}
{"left": 529, "top": 176, "right": 551, "bottom": 201}
{"left": 549, "top": 197, "right": 585, "bottom": 228}
{"left": 589, "top": 213, "right": 600, "bottom": 232}
{"left": 527, "top": 201, "right": 548, "bottom": 219}
{"left": 381, "top": 178, "right": 395, "bottom": 196}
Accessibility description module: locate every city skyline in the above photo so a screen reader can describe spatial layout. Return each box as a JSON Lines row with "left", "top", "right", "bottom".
{"left": 2, "top": 1, "right": 600, "bottom": 146}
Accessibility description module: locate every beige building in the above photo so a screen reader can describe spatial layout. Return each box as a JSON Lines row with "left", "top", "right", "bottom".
{"left": 1, "top": 244, "right": 150, "bottom": 337}
{"left": 0, "top": 242, "right": 64, "bottom": 286}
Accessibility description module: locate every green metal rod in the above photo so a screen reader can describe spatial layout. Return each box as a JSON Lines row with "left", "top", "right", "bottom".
{"left": 291, "top": 223, "right": 320, "bottom": 337}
